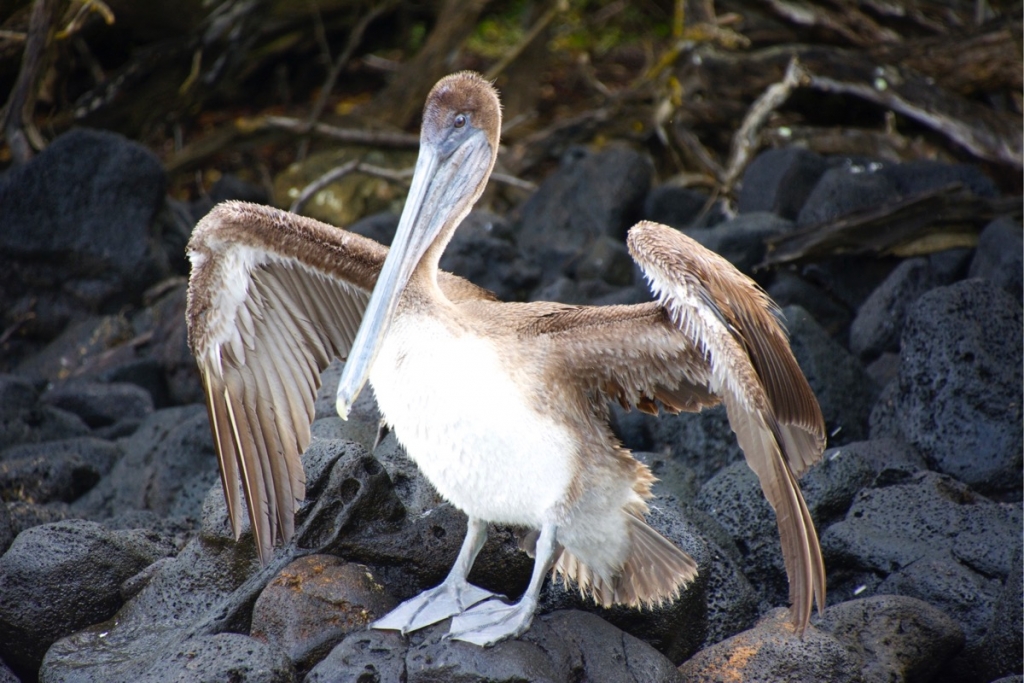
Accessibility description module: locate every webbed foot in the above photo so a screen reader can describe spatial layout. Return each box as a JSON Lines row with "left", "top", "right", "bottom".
{"left": 447, "top": 597, "right": 537, "bottom": 647}
{"left": 373, "top": 581, "right": 499, "bottom": 634}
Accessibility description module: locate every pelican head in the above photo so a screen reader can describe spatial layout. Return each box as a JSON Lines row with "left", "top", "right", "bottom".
{"left": 336, "top": 72, "right": 501, "bottom": 418}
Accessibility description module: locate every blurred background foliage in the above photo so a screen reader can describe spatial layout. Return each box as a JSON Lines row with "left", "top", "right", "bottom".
{"left": 0, "top": 0, "right": 1020, "bottom": 198}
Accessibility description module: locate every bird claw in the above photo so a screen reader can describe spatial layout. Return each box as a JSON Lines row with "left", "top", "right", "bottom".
{"left": 372, "top": 581, "right": 498, "bottom": 634}
{"left": 447, "top": 598, "right": 535, "bottom": 647}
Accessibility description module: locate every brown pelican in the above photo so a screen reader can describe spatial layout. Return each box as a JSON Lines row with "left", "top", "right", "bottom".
{"left": 186, "top": 71, "right": 826, "bottom": 646}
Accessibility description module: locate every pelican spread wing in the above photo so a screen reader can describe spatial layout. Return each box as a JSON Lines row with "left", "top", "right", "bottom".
{"left": 186, "top": 201, "right": 491, "bottom": 562}
{"left": 187, "top": 200, "right": 825, "bottom": 629}
{"left": 538, "top": 221, "right": 827, "bottom": 629}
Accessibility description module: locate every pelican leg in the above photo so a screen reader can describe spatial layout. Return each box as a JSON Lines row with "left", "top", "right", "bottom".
{"left": 447, "top": 521, "right": 558, "bottom": 646}
{"left": 373, "top": 517, "right": 498, "bottom": 634}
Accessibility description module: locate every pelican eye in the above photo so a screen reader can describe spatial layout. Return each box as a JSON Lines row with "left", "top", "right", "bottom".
{"left": 453, "top": 113, "right": 467, "bottom": 128}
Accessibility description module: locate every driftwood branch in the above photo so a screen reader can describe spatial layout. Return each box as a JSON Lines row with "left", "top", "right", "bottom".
{"left": 483, "top": 0, "right": 567, "bottom": 81}
{"left": 2, "top": 0, "right": 62, "bottom": 163}
{"left": 264, "top": 117, "right": 419, "bottom": 148}
{"left": 289, "top": 159, "right": 411, "bottom": 214}
{"left": 803, "top": 66, "right": 1022, "bottom": 168}
{"left": 721, "top": 57, "right": 810, "bottom": 191}
{"left": 761, "top": 184, "right": 1023, "bottom": 266}
{"left": 165, "top": 116, "right": 419, "bottom": 175}
{"left": 297, "top": 1, "right": 396, "bottom": 160}
{"left": 760, "top": 0, "right": 901, "bottom": 46}
{"left": 55, "top": 0, "right": 114, "bottom": 39}
{"left": 871, "top": 22, "right": 1022, "bottom": 96}
{"left": 290, "top": 160, "right": 535, "bottom": 215}
{"left": 673, "top": 43, "right": 1023, "bottom": 170}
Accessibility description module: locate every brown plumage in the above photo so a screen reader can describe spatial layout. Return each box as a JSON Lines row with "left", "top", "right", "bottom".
{"left": 186, "top": 71, "right": 826, "bottom": 645}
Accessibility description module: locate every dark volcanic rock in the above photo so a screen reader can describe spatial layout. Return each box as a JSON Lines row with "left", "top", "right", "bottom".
{"left": 0, "top": 375, "right": 36, "bottom": 413}
{"left": 306, "top": 628, "right": 405, "bottom": 683}
{"left": 346, "top": 210, "right": 399, "bottom": 244}
{"left": 738, "top": 147, "right": 828, "bottom": 219}
{"left": 684, "top": 212, "right": 793, "bottom": 275}
{"left": 797, "top": 444, "right": 877, "bottom": 522}
{"left": 71, "top": 405, "right": 218, "bottom": 524}
{"left": 5, "top": 500, "right": 71, "bottom": 537}
{"left": 797, "top": 157, "right": 996, "bottom": 224}
{"left": 0, "top": 437, "right": 121, "bottom": 504}
{"left": 329, "top": 500, "right": 532, "bottom": 615}
{"left": 41, "top": 439, "right": 398, "bottom": 682}
{"left": 800, "top": 256, "right": 900, "bottom": 312}
{"left": 155, "top": 198, "right": 201, "bottom": 277}
{"left": 677, "top": 608, "right": 859, "bottom": 683}
{"left": 649, "top": 405, "right": 743, "bottom": 484}
{"left": 689, "top": 520, "right": 760, "bottom": 647}
{"left": 250, "top": 555, "right": 397, "bottom": 675}
{"left": 572, "top": 235, "right": 635, "bottom": 286}
{"left": 440, "top": 211, "right": 542, "bottom": 300}
{"left": 16, "top": 284, "right": 197, "bottom": 409}
{"left": 696, "top": 462, "right": 792, "bottom": 610}
{"left": 307, "top": 610, "right": 684, "bottom": 683}
{"left": 692, "top": 440, "right": 908, "bottom": 622}
{"left": 969, "top": 216, "right": 1023, "bottom": 302}
{"left": 136, "top": 633, "right": 296, "bottom": 683}
{"left": 529, "top": 276, "right": 634, "bottom": 306}
{"left": 14, "top": 314, "right": 134, "bottom": 381}
{"left": 822, "top": 471, "right": 1020, "bottom": 655}
{"left": 818, "top": 438, "right": 928, "bottom": 491}
{"left": 849, "top": 257, "right": 935, "bottom": 360}
{"left": 865, "top": 351, "right": 900, "bottom": 387}
{"left": 883, "top": 280, "right": 1022, "bottom": 494}
{"left": 0, "top": 500, "right": 13, "bottom": 556}
{"left": 0, "top": 374, "right": 91, "bottom": 451}
{"left": 0, "top": 519, "right": 174, "bottom": 679}
{"left": 815, "top": 595, "right": 964, "bottom": 683}
{"left": 188, "top": 174, "right": 272, "bottom": 225}
{"left": 312, "top": 362, "right": 381, "bottom": 452}
{"left": 929, "top": 246, "right": 974, "bottom": 285}
{"left": 515, "top": 145, "right": 651, "bottom": 282}
{"left": 0, "top": 129, "right": 169, "bottom": 343}
{"left": 40, "top": 429, "right": 739, "bottom": 679}
{"left": 144, "top": 283, "right": 204, "bottom": 407}
{"left": 880, "top": 159, "right": 998, "bottom": 199}
{"left": 41, "top": 380, "right": 154, "bottom": 429}
{"left": 643, "top": 185, "right": 725, "bottom": 229}
{"left": 797, "top": 159, "right": 899, "bottom": 228}
{"left": 955, "top": 541, "right": 1023, "bottom": 682}
{"left": 372, "top": 431, "right": 443, "bottom": 516}
{"left": 767, "top": 271, "right": 851, "bottom": 336}
{"left": 631, "top": 460, "right": 760, "bottom": 648}
{"left": 877, "top": 557, "right": 996, "bottom": 657}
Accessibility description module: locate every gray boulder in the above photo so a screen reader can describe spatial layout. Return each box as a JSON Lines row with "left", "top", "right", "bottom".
{"left": 884, "top": 280, "right": 1021, "bottom": 494}
{"left": 0, "top": 519, "right": 174, "bottom": 679}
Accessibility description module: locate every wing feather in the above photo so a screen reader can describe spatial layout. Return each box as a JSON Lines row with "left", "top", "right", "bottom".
{"left": 203, "top": 371, "right": 243, "bottom": 538}
{"left": 222, "top": 371, "right": 271, "bottom": 553}
{"left": 187, "top": 201, "right": 489, "bottom": 564}
{"left": 531, "top": 221, "right": 825, "bottom": 631}
{"left": 235, "top": 362, "right": 281, "bottom": 548}
{"left": 626, "top": 220, "right": 826, "bottom": 632}
{"left": 529, "top": 301, "right": 720, "bottom": 417}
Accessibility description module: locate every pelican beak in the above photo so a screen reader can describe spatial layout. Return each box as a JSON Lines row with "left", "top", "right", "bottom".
{"left": 335, "top": 130, "right": 491, "bottom": 418}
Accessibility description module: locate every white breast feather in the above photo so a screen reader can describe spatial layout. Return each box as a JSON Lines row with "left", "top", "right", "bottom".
{"left": 368, "top": 314, "right": 576, "bottom": 526}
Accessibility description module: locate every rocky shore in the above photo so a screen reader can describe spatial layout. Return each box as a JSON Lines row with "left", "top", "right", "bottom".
{"left": 0, "top": 127, "right": 1020, "bottom": 682}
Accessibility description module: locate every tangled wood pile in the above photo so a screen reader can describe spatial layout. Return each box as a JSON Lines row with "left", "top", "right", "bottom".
{"left": 1, "top": 0, "right": 1020, "bottom": 257}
